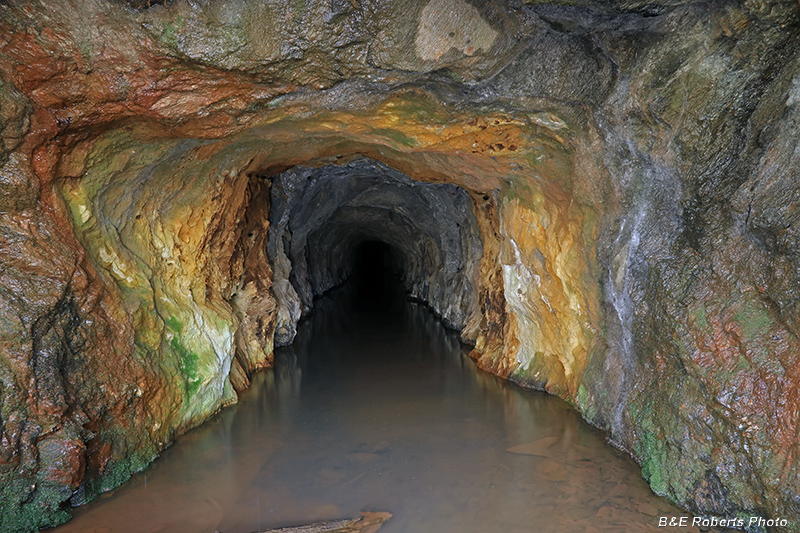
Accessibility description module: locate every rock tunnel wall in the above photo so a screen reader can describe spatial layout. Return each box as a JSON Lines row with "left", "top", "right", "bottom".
{"left": 267, "top": 158, "right": 484, "bottom": 346}
{"left": 0, "top": 0, "right": 799, "bottom": 530}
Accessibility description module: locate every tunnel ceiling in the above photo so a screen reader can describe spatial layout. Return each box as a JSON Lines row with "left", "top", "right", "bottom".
{"left": 1, "top": 0, "right": 800, "bottom": 530}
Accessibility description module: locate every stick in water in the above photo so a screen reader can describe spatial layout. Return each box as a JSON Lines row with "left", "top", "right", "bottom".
{"left": 248, "top": 511, "right": 393, "bottom": 533}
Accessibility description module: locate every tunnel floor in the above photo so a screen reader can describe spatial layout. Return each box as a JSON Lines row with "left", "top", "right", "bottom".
{"left": 53, "top": 286, "right": 715, "bottom": 533}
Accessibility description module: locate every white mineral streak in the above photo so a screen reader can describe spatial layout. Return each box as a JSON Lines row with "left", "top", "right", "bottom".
{"left": 194, "top": 304, "right": 236, "bottom": 408}
{"left": 500, "top": 235, "right": 538, "bottom": 368}
{"left": 98, "top": 246, "right": 134, "bottom": 283}
{"left": 78, "top": 203, "right": 91, "bottom": 223}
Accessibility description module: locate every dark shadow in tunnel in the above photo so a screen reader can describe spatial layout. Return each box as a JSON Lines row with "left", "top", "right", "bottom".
{"left": 350, "top": 240, "right": 406, "bottom": 315}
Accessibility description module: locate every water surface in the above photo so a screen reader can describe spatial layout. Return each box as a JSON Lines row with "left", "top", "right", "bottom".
{"left": 56, "top": 288, "right": 705, "bottom": 533}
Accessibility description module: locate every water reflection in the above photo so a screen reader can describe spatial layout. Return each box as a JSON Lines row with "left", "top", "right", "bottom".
{"left": 54, "top": 287, "right": 718, "bottom": 533}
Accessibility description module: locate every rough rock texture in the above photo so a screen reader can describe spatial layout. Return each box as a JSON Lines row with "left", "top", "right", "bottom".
{"left": 267, "top": 158, "right": 483, "bottom": 345}
{"left": 0, "top": 0, "right": 798, "bottom": 531}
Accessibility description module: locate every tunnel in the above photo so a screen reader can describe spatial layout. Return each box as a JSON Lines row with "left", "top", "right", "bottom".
{"left": 1, "top": 0, "right": 799, "bottom": 530}
{"left": 266, "top": 158, "right": 483, "bottom": 346}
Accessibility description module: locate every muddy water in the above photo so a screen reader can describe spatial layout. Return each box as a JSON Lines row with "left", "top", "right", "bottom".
{"left": 55, "top": 290, "right": 713, "bottom": 533}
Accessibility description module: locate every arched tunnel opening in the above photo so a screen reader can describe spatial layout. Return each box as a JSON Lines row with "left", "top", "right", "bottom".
{"left": 45, "top": 120, "right": 783, "bottom": 532}
{"left": 266, "top": 157, "right": 484, "bottom": 348}
{"left": 4, "top": 1, "right": 798, "bottom": 528}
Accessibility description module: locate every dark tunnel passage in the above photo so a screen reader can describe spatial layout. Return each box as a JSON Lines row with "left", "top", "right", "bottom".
{"left": 350, "top": 240, "right": 405, "bottom": 311}
{"left": 266, "top": 157, "right": 484, "bottom": 346}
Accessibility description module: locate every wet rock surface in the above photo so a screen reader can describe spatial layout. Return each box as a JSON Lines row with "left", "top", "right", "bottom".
{"left": 267, "top": 158, "right": 483, "bottom": 345}
{"left": 0, "top": 0, "right": 798, "bottom": 530}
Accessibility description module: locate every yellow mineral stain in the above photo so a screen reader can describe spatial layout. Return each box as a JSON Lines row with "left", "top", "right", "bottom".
{"left": 500, "top": 193, "right": 599, "bottom": 398}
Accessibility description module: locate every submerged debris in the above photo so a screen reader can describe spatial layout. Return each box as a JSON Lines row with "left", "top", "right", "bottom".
{"left": 248, "top": 511, "right": 393, "bottom": 533}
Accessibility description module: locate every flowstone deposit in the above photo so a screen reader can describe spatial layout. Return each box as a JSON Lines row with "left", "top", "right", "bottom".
{"left": 0, "top": 0, "right": 798, "bottom": 531}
